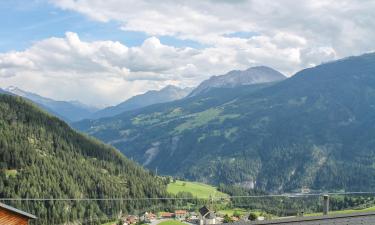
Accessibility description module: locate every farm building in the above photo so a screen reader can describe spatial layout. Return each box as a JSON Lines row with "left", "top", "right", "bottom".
{"left": 141, "top": 212, "right": 157, "bottom": 223}
{"left": 0, "top": 202, "right": 36, "bottom": 225}
{"left": 175, "top": 210, "right": 188, "bottom": 220}
{"left": 161, "top": 212, "right": 175, "bottom": 218}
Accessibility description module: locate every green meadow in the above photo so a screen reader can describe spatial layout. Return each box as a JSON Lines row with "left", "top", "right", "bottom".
{"left": 167, "top": 180, "right": 228, "bottom": 199}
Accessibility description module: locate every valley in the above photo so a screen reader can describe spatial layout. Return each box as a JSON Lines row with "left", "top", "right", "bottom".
{"left": 2, "top": 1, "right": 375, "bottom": 225}
{"left": 3, "top": 52, "right": 375, "bottom": 225}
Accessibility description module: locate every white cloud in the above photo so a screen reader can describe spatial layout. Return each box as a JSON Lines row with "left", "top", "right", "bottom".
{"left": 50, "top": 0, "right": 375, "bottom": 56}
{"left": 0, "top": 30, "right": 313, "bottom": 106}
{"left": 0, "top": 33, "right": 198, "bottom": 106}
{"left": 1, "top": 0, "right": 375, "bottom": 106}
{"left": 47, "top": 0, "right": 375, "bottom": 78}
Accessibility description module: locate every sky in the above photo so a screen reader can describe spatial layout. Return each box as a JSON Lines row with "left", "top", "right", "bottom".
{"left": 0, "top": 0, "right": 374, "bottom": 107}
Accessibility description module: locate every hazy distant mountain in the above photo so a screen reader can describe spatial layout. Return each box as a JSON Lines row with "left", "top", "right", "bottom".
{"left": 5, "top": 86, "right": 98, "bottom": 122}
{"left": 189, "top": 66, "right": 286, "bottom": 97}
{"left": 91, "top": 85, "right": 193, "bottom": 119}
{"left": 0, "top": 88, "right": 11, "bottom": 95}
{"left": 75, "top": 53, "right": 375, "bottom": 192}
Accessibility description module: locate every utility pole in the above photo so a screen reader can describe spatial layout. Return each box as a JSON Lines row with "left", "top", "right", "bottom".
{"left": 209, "top": 195, "right": 214, "bottom": 211}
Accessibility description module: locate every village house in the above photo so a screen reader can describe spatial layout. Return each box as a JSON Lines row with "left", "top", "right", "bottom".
{"left": 141, "top": 212, "right": 157, "bottom": 223}
{"left": 187, "top": 211, "right": 200, "bottom": 223}
{"left": 161, "top": 212, "right": 174, "bottom": 219}
{"left": 0, "top": 202, "right": 37, "bottom": 225}
{"left": 120, "top": 215, "right": 139, "bottom": 225}
{"left": 175, "top": 210, "right": 188, "bottom": 220}
{"left": 199, "top": 206, "right": 216, "bottom": 225}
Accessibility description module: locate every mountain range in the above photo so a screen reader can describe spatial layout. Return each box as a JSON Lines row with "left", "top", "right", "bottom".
{"left": 91, "top": 85, "right": 193, "bottom": 119}
{"left": 4, "top": 86, "right": 98, "bottom": 122}
{"left": 3, "top": 85, "right": 193, "bottom": 122}
{"left": 74, "top": 53, "right": 375, "bottom": 192}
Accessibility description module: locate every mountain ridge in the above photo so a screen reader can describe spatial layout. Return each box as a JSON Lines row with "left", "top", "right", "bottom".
{"left": 4, "top": 86, "right": 98, "bottom": 122}
{"left": 74, "top": 52, "right": 375, "bottom": 192}
{"left": 188, "top": 66, "right": 286, "bottom": 97}
{"left": 91, "top": 85, "right": 193, "bottom": 119}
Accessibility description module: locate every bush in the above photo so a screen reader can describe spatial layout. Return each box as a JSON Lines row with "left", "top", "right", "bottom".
{"left": 223, "top": 215, "right": 234, "bottom": 223}
{"left": 233, "top": 210, "right": 241, "bottom": 218}
{"left": 248, "top": 213, "right": 258, "bottom": 221}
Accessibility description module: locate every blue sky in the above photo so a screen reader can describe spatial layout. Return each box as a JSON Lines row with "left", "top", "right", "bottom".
{"left": 0, "top": 0, "right": 373, "bottom": 106}
{"left": 0, "top": 0, "right": 204, "bottom": 52}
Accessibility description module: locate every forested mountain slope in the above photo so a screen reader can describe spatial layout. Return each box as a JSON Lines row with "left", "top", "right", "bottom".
{"left": 0, "top": 94, "right": 167, "bottom": 225}
{"left": 75, "top": 53, "right": 375, "bottom": 192}
{"left": 73, "top": 83, "right": 277, "bottom": 186}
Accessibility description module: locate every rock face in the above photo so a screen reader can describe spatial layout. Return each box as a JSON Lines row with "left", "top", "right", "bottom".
{"left": 189, "top": 66, "right": 286, "bottom": 97}
{"left": 91, "top": 85, "right": 193, "bottom": 119}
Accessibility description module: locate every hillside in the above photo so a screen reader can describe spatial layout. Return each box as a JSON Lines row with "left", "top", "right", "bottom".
{"left": 91, "top": 85, "right": 193, "bottom": 119}
{"left": 5, "top": 86, "right": 98, "bottom": 122}
{"left": 74, "top": 53, "right": 375, "bottom": 192}
{"left": 0, "top": 94, "right": 167, "bottom": 225}
{"left": 73, "top": 83, "right": 275, "bottom": 185}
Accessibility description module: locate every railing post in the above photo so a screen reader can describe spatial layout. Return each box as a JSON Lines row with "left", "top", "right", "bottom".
{"left": 323, "top": 194, "right": 329, "bottom": 215}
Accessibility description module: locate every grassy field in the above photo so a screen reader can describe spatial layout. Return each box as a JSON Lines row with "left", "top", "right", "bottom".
{"left": 158, "top": 220, "right": 186, "bottom": 225}
{"left": 101, "top": 221, "right": 116, "bottom": 225}
{"left": 167, "top": 180, "right": 228, "bottom": 198}
{"left": 4, "top": 169, "right": 17, "bottom": 178}
{"left": 218, "top": 208, "right": 248, "bottom": 216}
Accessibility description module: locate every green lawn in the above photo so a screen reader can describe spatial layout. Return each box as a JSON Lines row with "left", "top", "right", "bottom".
{"left": 101, "top": 221, "right": 116, "bottom": 225}
{"left": 217, "top": 208, "right": 267, "bottom": 217}
{"left": 218, "top": 208, "right": 248, "bottom": 216}
{"left": 157, "top": 220, "right": 186, "bottom": 225}
{"left": 4, "top": 169, "right": 17, "bottom": 178}
{"left": 167, "top": 180, "right": 228, "bottom": 198}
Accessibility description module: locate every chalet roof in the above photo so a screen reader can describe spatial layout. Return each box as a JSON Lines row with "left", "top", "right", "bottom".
{"left": 161, "top": 212, "right": 174, "bottom": 217}
{"left": 0, "top": 202, "right": 37, "bottom": 219}
{"left": 175, "top": 210, "right": 188, "bottom": 214}
{"left": 224, "top": 212, "right": 375, "bottom": 225}
{"left": 199, "top": 206, "right": 210, "bottom": 217}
